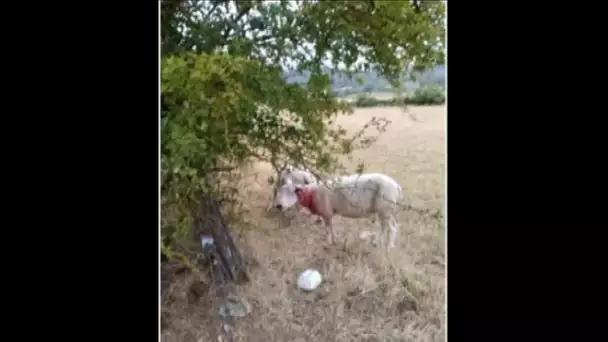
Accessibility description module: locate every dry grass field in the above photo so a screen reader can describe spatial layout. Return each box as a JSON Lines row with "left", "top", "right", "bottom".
{"left": 162, "top": 105, "right": 446, "bottom": 342}
{"left": 342, "top": 91, "right": 401, "bottom": 102}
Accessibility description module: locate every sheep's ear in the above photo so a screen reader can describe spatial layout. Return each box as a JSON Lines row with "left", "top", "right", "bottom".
{"left": 267, "top": 175, "right": 274, "bottom": 185}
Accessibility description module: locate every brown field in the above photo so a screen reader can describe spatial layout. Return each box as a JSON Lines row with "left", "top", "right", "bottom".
{"left": 162, "top": 105, "right": 446, "bottom": 342}
{"left": 342, "top": 92, "right": 400, "bottom": 102}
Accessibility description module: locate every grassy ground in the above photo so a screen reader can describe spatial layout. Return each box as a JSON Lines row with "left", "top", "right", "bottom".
{"left": 162, "top": 105, "right": 446, "bottom": 342}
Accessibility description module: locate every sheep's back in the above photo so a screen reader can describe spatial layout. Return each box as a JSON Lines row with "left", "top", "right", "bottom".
{"left": 327, "top": 173, "right": 401, "bottom": 217}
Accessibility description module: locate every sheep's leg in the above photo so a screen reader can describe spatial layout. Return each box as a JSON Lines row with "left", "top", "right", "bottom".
{"left": 311, "top": 211, "right": 323, "bottom": 224}
{"left": 377, "top": 214, "right": 393, "bottom": 249}
{"left": 300, "top": 204, "right": 323, "bottom": 224}
{"left": 388, "top": 215, "right": 398, "bottom": 248}
{"left": 322, "top": 216, "right": 337, "bottom": 244}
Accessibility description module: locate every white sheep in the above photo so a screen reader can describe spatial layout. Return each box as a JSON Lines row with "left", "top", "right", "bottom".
{"left": 274, "top": 173, "right": 403, "bottom": 248}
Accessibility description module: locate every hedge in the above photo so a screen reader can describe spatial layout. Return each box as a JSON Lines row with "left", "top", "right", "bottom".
{"left": 349, "top": 86, "right": 445, "bottom": 107}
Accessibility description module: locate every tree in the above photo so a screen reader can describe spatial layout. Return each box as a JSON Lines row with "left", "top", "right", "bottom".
{"left": 161, "top": 0, "right": 445, "bottom": 259}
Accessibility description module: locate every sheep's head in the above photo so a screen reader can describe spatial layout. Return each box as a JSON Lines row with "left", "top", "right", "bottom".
{"left": 274, "top": 178, "right": 300, "bottom": 211}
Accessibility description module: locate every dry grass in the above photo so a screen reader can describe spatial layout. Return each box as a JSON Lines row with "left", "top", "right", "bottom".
{"left": 343, "top": 92, "right": 401, "bottom": 101}
{"left": 162, "top": 106, "right": 446, "bottom": 342}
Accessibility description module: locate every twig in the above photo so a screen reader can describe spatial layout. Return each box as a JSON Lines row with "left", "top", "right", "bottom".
{"left": 203, "top": 1, "right": 222, "bottom": 21}
{"left": 221, "top": 2, "right": 253, "bottom": 42}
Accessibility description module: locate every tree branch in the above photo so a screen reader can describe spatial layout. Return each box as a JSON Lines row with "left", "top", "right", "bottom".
{"left": 412, "top": 0, "right": 422, "bottom": 14}
{"left": 233, "top": 4, "right": 252, "bottom": 24}
{"left": 222, "top": 3, "right": 253, "bottom": 42}
{"left": 203, "top": 1, "right": 223, "bottom": 21}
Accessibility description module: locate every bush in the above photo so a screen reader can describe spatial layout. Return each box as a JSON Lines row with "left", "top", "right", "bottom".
{"left": 350, "top": 86, "right": 445, "bottom": 108}
{"left": 162, "top": 52, "right": 357, "bottom": 260}
{"left": 355, "top": 94, "right": 386, "bottom": 107}
{"left": 408, "top": 86, "right": 445, "bottom": 105}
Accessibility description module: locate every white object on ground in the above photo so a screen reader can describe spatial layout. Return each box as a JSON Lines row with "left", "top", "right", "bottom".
{"left": 297, "top": 269, "right": 323, "bottom": 291}
{"left": 200, "top": 235, "right": 214, "bottom": 248}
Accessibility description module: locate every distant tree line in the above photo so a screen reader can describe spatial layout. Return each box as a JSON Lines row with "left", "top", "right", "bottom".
{"left": 283, "top": 65, "right": 445, "bottom": 97}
